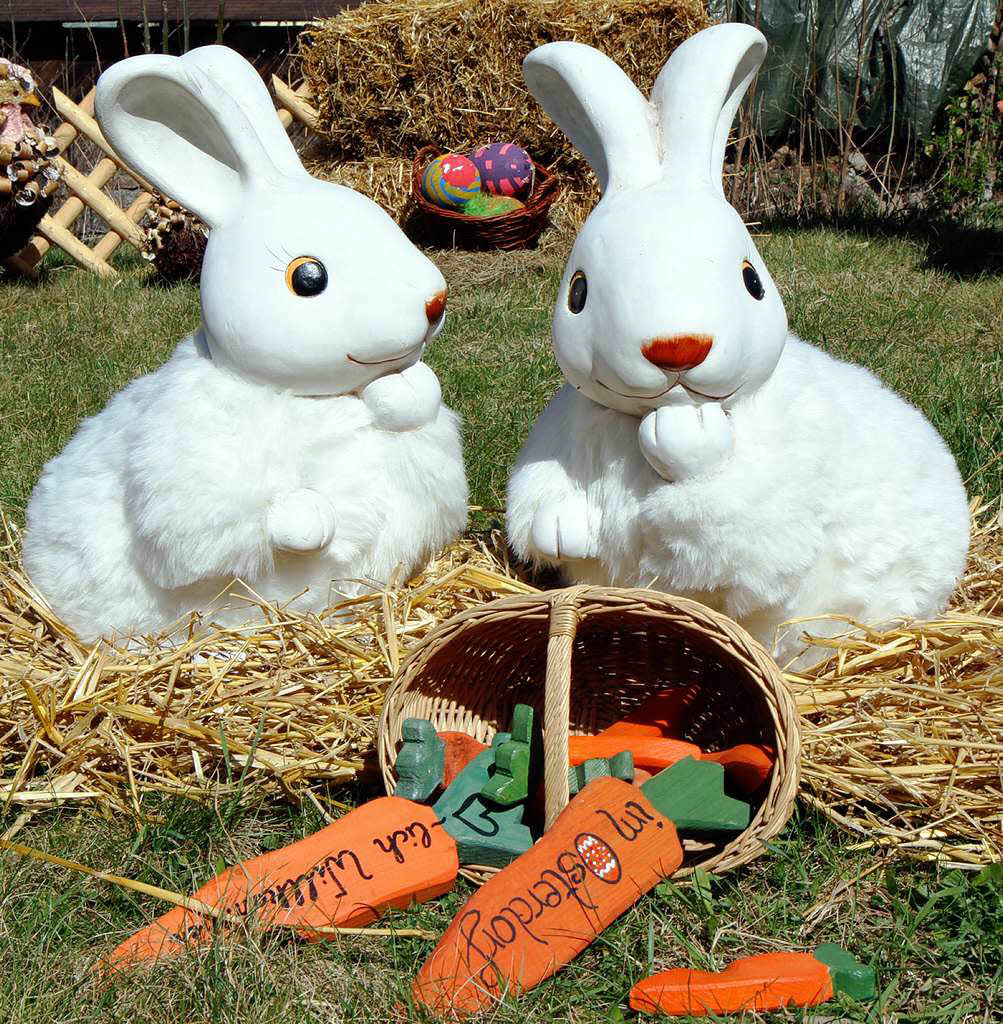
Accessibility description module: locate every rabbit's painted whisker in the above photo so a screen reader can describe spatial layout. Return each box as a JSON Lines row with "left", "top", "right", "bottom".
{"left": 594, "top": 378, "right": 676, "bottom": 401}
{"left": 347, "top": 341, "right": 424, "bottom": 366}
{"left": 680, "top": 382, "right": 744, "bottom": 402}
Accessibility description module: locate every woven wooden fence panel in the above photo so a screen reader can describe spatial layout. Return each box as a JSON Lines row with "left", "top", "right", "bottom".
{"left": 3, "top": 76, "right": 316, "bottom": 280}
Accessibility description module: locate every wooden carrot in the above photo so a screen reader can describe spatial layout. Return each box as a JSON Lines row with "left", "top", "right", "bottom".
{"left": 568, "top": 735, "right": 700, "bottom": 772}
{"left": 703, "top": 743, "right": 775, "bottom": 794}
{"left": 629, "top": 944, "right": 875, "bottom": 1015}
{"left": 599, "top": 686, "right": 702, "bottom": 738}
{"left": 103, "top": 721, "right": 541, "bottom": 974}
{"left": 439, "top": 731, "right": 489, "bottom": 789}
{"left": 575, "top": 739, "right": 773, "bottom": 794}
{"left": 397, "top": 727, "right": 491, "bottom": 796}
{"left": 597, "top": 694, "right": 776, "bottom": 795}
{"left": 413, "top": 776, "right": 682, "bottom": 1019}
{"left": 412, "top": 758, "right": 749, "bottom": 1019}
{"left": 481, "top": 704, "right": 544, "bottom": 805}
{"left": 400, "top": 719, "right": 771, "bottom": 802}
{"left": 568, "top": 753, "right": 634, "bottom": 795}
{"left": 438, "top": 731, "right": 698, "bottom": 790}
{"left": 103, "top": 797, "right": 457, "bottom": 974}
{"left": 432, "top": 736, "right": 535, "bottom": 867}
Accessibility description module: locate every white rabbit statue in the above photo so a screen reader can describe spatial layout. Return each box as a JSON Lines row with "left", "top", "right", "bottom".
{"left": 507, "top": 25, "right": 970, "bottom": 663}
{"left": 23, "top": 46, "right": 467, "bottom": 643}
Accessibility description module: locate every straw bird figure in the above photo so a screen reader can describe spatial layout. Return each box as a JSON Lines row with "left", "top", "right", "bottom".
{"left": 0, "top": 58, "right": 63, "bottom": 259}
{"left": 0, "top": 59, "right": 42, "bottom": 146}
{"left": 143, "top": 196, "right": 209, "bottom": 281}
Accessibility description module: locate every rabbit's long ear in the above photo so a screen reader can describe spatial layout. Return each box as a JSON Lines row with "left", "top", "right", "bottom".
{"left": 180, "top": 46, "right": 304, "bottom": 178}
{"left": 651, "top": 24, "right": 767, "bottom": 194}
{"left": 96, "top": 49, "right": 291, "bottom": 228}
{"left": 523, "top": 42, "right": 660, "bottom": 195}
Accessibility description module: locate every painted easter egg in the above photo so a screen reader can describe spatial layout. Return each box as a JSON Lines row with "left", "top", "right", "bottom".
{"left": 462, "top": 194, "right": 525, "bottom": 219}
{"left": 470, "top": 142, "right": 534, "bottom": 198}
{"left": 575, "top": 832, "right": 622, "bottom": 884}
{"left": 421, "top": 154, "right": 482, "bottom": 210}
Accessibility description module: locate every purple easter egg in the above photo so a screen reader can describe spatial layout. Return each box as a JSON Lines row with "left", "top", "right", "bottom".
{"left": 470, "top": 142, "right": 534, "bottom": 198}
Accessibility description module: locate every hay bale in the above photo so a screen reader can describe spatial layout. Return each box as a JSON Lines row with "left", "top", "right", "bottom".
{"left": 300, "top": 0, "right": 710, "bottom": 212}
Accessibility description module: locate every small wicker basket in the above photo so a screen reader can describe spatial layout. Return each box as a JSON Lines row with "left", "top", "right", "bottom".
{"left": 410, "top": 145, "right": 561, "bottom": 250}
{"left": 379, "top": 586, "right": 800, "bottom": 885}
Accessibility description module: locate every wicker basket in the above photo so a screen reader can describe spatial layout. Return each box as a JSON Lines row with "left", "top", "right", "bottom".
{"left": 379, "top": 586, "right": 800, "bottom": 885}
{"left": 410, "top": 145, "right": 561, "bottom": 250}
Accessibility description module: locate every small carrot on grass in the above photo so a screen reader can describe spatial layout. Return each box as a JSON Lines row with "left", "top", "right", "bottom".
{"left": 629, "top": 944, "right": 876, "bottom": 1016}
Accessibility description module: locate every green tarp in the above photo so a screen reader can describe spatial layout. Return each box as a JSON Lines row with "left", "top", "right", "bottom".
{"left": 710, "top": 0, "right": 998, "bottom": 139}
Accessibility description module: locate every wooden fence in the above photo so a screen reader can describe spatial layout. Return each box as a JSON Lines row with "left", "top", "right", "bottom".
{"left": 3, "top": 76, "right": 318, "bottom": 280}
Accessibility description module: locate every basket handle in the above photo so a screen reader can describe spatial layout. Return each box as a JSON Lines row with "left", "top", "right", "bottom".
{"left": 543, "top": 586, "right": 587, "bottom": 829}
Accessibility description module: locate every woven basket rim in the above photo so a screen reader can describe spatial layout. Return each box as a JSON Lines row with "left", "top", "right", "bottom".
{"left": 378, "top": 585, "right": 801, "bottom": 885}
{"left": 411, "top": 144, "right": 561, "bottom": 225}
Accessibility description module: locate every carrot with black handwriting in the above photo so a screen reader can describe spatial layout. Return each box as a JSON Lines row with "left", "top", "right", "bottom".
{"left": 412, "top": 757, "right": 750, "bottom": 1019}
{"left": 103, "top": 797, "right": 457, "bottom": 973}
{"left": 102, "top": 735, "right": 529, "bottom": 973}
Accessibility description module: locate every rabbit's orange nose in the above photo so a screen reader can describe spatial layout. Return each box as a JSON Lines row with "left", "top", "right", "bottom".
{"left": 425, "top": 290, "right": 447, "bottom": 325}
{"left": 642, "top": 333, "right": 713, "bottom": 371}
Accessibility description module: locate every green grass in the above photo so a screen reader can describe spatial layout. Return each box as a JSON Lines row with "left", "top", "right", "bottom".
{"left": 3, "top": 801, "right": 1002, "bottom": 1021}
{"left": 1, "top": 226, "right": 1002, "bottom": 1022}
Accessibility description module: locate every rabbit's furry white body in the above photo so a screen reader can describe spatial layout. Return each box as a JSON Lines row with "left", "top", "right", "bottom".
{"left": 509, "top": 26, "right": 969, "bottom": 662}
{"left": 23, "top": 46, "right": 467, "bottom": 642}
{"left": 27, "top": 334, "right": 466, "bottom": 640}
{"left": 508, "top": 337, "right": 969, "bottom": 660}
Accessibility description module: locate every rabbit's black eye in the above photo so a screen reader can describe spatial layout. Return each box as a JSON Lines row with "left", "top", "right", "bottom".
{"left": 568, "top": 270, "right": 587, "bottom": 314}
{"left": 286, "top": 257, "right": 328, "bottom": 297}
{"left": 742, "top": 260, "right": 765, "bottom": 301}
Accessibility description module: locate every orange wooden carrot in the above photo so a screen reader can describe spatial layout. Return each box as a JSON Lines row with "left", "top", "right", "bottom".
{"left": 631, "top": 953, "right": 831, "bottom": 1014}
{"left": 568, "top": 735, "right": 700, "bottom": 772}
{"left": 102, "top": 797, "right": 457, "bottom": 974}
{"left": 434, "top": 728, "right": 771, "bottom": 797}
{"left": 103, "top": 733, "right": 539, "bottom": 974}
{"left": 413, "top": 775, "right": 685, "bottom": 1019}
{"left": 599, "top": 686, "right": 702, "bottom": 738}
{"left": 703, "top": 743, "right": 775, "bottom": 794}
{"left": 578, "top": 740, "right": 773, "bottom": 794}
{"left": 439, "top": 731, "right": 489, "bottom": 789}
{"left": 629, "top": 945, "right": 875, "bottom": 1015}
{"left": 595, "top": 693, "right": 775, "bottom": 795}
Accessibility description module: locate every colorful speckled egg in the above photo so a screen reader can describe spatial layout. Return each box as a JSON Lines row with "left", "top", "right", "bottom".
{"left": 463, "top": 194, "right": 525, "bottom": 218}
{"left": 421, "top": 154, "right": 482, "bottom": 210}
{"left": 470, "top": 142, "right": 534, "bottom": 198}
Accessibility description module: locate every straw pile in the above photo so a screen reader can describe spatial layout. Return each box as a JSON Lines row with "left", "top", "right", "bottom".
{"left": 3, "top": 502, "right": 1001, "bottom": 865}
{"left": 0, "top": 515, "right": 533, "bottom": 819}
{"left": 299, "top": 0, "right": 710, "bottom": 220}
{"left": 790, "top": 500, "right": 1003, "bottom": 867}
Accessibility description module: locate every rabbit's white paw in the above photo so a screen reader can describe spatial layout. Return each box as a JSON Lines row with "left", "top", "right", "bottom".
{"left": 529, "top": 495, "right": 593, "bottom": 561}
{"left": 638, "top": 403, "right": 733, "bottom": 481}
{"left": 362, "top": 361, "right": 442, "bottom": 432}
{"left": 267, "top": 489, "right": 336, "bottom": 552}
